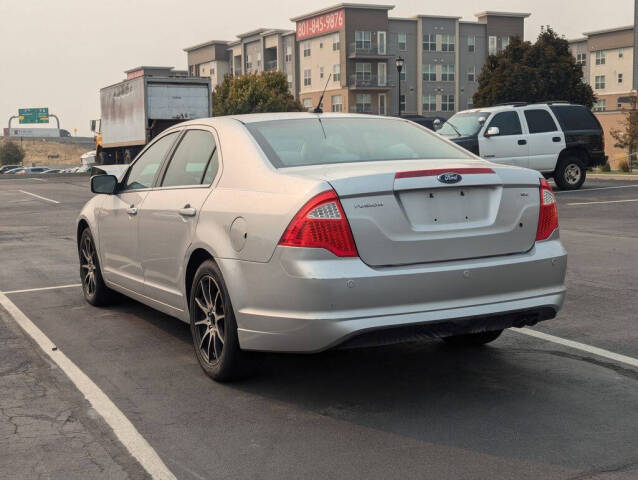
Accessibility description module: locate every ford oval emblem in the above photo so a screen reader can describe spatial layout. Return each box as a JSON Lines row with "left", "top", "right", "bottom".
{"left": 437, "top": 172, "right": 462, "bottom": 184}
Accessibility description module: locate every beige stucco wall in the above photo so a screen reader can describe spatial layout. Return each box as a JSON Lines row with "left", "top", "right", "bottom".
{"left": 596, "top": 111, "right": 631, "bottom": 169}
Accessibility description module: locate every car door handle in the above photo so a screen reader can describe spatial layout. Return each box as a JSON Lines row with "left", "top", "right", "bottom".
{"left": 552, "top": 136, "right": 562, "bottom": 142}
{"left": 178, "top": 205, "right": 197, "bottom": 217}
{"left": 518, "top": 139, "right": 527, "bottom": 145}
{"left": 126, "top": 205, "right": 138, "bottom": 216}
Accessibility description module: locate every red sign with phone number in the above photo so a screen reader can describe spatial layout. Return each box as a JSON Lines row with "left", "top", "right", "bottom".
{"left": 296, "top": 9, "right": 344, "bottom": 40}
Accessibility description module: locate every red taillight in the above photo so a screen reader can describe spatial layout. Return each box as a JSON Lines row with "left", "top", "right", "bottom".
{"left": 536, "top": 178, "right": 559, "bottom": 241}
{"left": 279, "top": 190, "right": 358, "bottom": 257}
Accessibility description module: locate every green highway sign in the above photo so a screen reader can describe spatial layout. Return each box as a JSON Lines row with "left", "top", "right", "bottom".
{"left": 18, "top": 107, "right": 49, "bottom": 124}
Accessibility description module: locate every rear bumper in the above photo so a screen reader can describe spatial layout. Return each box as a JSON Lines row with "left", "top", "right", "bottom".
{"left": 218, "top": 239, "right": 567, "bottom": 353}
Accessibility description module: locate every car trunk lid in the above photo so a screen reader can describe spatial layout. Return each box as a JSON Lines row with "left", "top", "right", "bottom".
{"left": 308, "top": 161, "right": 541, "bottom": 266}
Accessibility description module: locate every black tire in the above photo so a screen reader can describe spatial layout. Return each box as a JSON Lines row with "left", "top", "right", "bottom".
{"left": 554, "top": 156, "right": 586, "bottom": 190}
{"left": 442, "top": 329, "right": 503, "bottom": 347}
{"left": 78, "top": 228, "right": 117, "bottom": 306}
{"left": 189, "top": 259, "right": 246, "bottom": 382}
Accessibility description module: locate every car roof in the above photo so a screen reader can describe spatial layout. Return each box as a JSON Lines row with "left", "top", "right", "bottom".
{"left": 174, "top": 112, "right": 404, "bottom": 127}
{"left": 459, "top": 102, "right": 577, "bottom": 114}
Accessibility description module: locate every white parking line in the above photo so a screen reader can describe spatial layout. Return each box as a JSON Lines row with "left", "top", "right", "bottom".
{"left": 1, "top": 284, "right": 81, "bottom": 295}
{"left": 515, "top": 328, "right": 638, "bottom": 369}
{"left": 0, "top": 292, "right": 177, "bottom": 480}
{"left": 556, "top": 185, "right": 638, "bottom": 194}
{"left": 18, "top": 190, "right": 60, "bottom": 204}
{"left": 567, "top": 198, "right": 638, "bottom": 206}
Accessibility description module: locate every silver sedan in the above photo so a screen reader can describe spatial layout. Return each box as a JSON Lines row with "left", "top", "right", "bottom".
{"left": 77, "top": 113, "right": 566, "bottom": 381}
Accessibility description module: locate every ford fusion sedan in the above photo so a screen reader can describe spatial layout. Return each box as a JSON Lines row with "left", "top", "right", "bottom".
{"left": 77, "top": 113, "right": 567, "bottom": 381}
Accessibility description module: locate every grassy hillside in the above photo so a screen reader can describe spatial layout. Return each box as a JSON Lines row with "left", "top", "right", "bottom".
{"left": 0, "top": 137, "right": 94, "bottom": 167}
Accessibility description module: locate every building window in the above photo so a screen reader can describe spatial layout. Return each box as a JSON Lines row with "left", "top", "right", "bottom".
{"left": 441, "top": 34, "right": 455, "bottom": 52}
{"left": 356, "top": 94, "right": 372, "bottom": 113}
{"left": 378, "top": 93, "right": 387, "bottom": 115}
{"left": 399, "top": 94, "right": 406, "bottom": 112}
{"left": 303, "top": 98, "right": 313, "bottom": 111}
{"left": 576, "top": 53, "right": 586, "bottom": 66}
{"left": 303, "top": 69, "right": 311, "bottom": 86}
{"left": 501, "top": 36, "right": 510, "bottom": 50}
{"left": 423, "top": 34, "right": 436, "bottom": 51}
{"left": 355, "top": 62, "right": 372, "bottom": 81}
{"left": 619, "top": 47, "right": 624, "bottom": 58}
{"left": 468, "top": 101, "right": 474, "bottom": 109}
{"left": 422, "top": 95, "right": 436, "bottom": 112}
{"left": 332, "top": 33, "right": 340, "bottom": 51}
{"left": 257, "top": 53, "right": 261, "bottom": 68}
{"left": 593, "top": 99, "right": 606, "bottom": 112}
{"left": 488, "top": 36, "right": 497, "bottom": 55}
{"left": 285, "top": 46, "right": 292, "bottom": 63}
{"left": 303, "top": 41, "right": 311, "bottom": 57}
{"left": 333, "top": 64, "right": 340, "bottom": 82}
{"left": 442, "top": 64, "right": 455, "bottom": 82}
{"left": 319, "top": 40, "right": 324, "bottom": 49}
{"left": 618, "top": 73, "right": 623, "bottom": 84}
{"left": 422, "top": 64, "right": 436, "bottom": 82}
{"left": 595, "top": 75, "right": 605, "bottom": 89}
{"left": 595, "top": 51, "right": 605, "bottom": 65}
{"left": 441, "top": 94, "right": 455, "bottom": 112}
{"left": 331, "top": 95, "right": 343, "bottom": 112}
{"left": 287, "top": 74, "right": 293, "bottom": 90}
{"left": 398, "top": 32, "right": 407, "bottom": 51}
{"left": 245, "top": 55, "right": 252, "bottom": 71}
{"left": 355, "top": 31, "right": 372, "bottom": 50}
{"left": 468, "top": 36, "right": 475, "bottom": 52}
{"left": 399, "top": 65, "right": 406, "bottom": 81}
{"left": 320, "top": 67, "right": 324, "bottom": 79}
{"left": 467, "top": 66, "right": 475, "bottom": 82}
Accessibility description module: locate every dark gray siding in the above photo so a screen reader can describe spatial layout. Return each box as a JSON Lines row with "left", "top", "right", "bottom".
{"left": 458, "top": 22, "right": 486, "bottom": 109}
{"left": 388, "top": 19, "right": 417, "bottom": 114}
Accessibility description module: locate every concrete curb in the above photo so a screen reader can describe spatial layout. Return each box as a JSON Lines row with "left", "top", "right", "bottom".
{"left": 588, "top": 173, "right": 638, "bottom": 181}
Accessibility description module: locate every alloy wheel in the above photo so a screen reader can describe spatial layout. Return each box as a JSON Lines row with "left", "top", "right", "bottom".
{"left": 564, "top": 163, "right": 582, "bottom": 185}
{"left": 193, "top": 275, "right": 226, "bottom": 364}
{"left": 80, "top": 234, "right": 97, "bottom": 296}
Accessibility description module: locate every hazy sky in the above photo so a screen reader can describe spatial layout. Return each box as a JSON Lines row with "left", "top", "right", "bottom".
{"left": 0, "top": 0, "right": 633, "bottom": 135}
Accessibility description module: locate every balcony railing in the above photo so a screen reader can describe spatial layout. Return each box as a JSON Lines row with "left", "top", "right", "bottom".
{"left": 349, "top": 74, "right": 390, "bottom": 89}
{"left": 348, "top": 42, "right": 388, "bottom": 57}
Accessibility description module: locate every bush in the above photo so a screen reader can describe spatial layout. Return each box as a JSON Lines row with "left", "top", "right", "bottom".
{"left": 0, "top": 140, "right": 25, "bottom": 165}
{"left": 619, "top": 160, "right": 630, "bottom": 172}
{"left": 600, "top": 161, "right": 611, "bottom": 172}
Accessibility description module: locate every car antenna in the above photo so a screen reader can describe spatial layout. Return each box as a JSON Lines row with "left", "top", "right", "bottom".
{"left": 313, "top": 74, "right": 332, "bottom": 113}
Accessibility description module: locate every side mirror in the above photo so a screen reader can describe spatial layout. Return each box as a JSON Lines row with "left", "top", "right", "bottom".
{"left": 433, "top": 119, "right": 442, "bottom": 130}
{"left": 485, "top": 126, "right": 500, "bottom": 137}
{"left": 91, "top": 174, "right": 118, "bottom": 195}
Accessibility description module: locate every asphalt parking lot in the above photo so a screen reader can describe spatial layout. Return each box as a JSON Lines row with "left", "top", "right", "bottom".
{"left": 1, "top": 174, "right": 638, "bottom": 479}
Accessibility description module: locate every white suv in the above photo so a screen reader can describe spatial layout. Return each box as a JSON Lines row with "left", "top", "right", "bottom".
{"left": 436, "top": 102, "right": 606, "bottom": 190}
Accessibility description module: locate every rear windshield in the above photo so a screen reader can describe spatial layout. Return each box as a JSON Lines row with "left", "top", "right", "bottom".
{"left": 549, "top": 105, "right": 601, "bottom": 131}
{"left": 246, "top": 118, "right": 472, "bottom": 168}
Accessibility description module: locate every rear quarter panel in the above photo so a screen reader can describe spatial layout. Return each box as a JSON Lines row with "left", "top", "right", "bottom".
{"left": 192, "top": 119, "right": 326, "bottom": 263}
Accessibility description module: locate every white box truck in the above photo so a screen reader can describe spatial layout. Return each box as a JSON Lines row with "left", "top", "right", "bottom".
{"left": 91, "top": 66, "right": 211, "bottom": 164}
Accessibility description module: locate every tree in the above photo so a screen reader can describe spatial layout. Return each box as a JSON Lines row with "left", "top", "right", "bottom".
{"left": 0, "top": 140, "right": 25, "bottom": 165}
{"left": 212, "top": 71, "right": 304, "bottom": 116}
{"left": 610, "top": 94, "right": 638, "bottom": 171}
{"left": 473, "top": 27, "right": 595, "bottom": 108}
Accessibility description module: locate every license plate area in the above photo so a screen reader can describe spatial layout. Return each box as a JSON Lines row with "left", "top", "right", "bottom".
{"left": 398, "top": 186, "right": 498, "bottom": 230}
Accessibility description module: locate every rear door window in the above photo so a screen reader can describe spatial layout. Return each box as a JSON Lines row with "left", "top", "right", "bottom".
{"left": 524, "top": 109, "right": 558, "bottom": 134}
{"left": 161, "top": 130, "right": 218, "bottom": 187}
{"left": 550, "top": 105, "right": 601, "bottom": 131}
{"left": 486, "top": 112, "right": 522, "bottom": 136}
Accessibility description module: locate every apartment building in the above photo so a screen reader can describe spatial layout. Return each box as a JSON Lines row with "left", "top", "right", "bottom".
{"left": 185, "top": 29, "right": 298, "bottom": 93}
{"left": 292, "top": 5, "right": 529, "bottom": 118}
{"left": 569, "top": 24, "right": 636, "bottom": 167}
{"left": 185, "top": 3, "right": 529, "bottom": 117}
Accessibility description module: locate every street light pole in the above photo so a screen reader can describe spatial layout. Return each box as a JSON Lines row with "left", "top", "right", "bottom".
{"left": 396, "top": 56, "right": 404, "bottom": 117}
